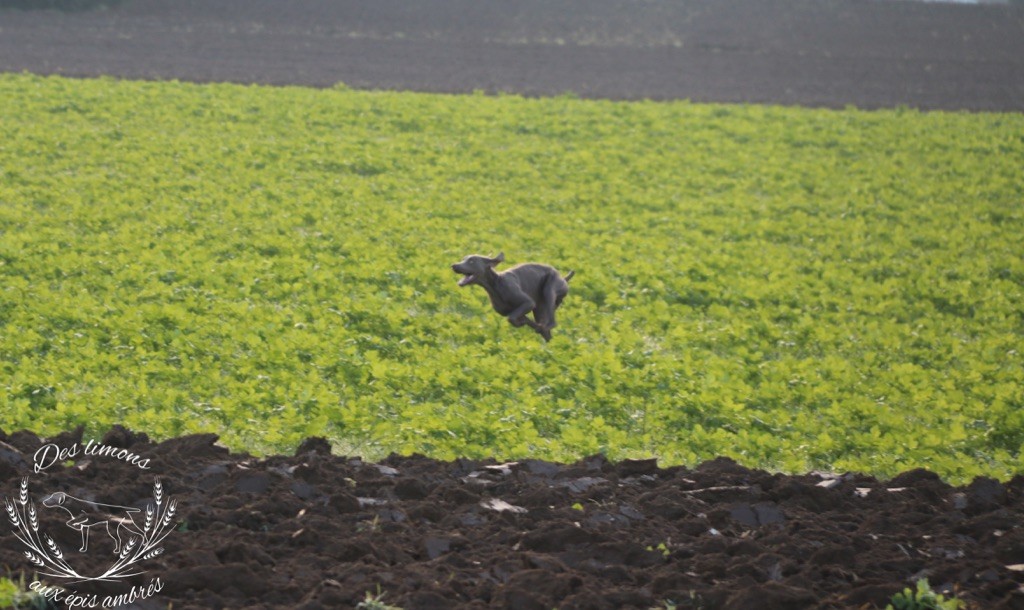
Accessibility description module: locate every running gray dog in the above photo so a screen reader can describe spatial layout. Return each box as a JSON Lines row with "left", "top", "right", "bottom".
{"left": 452, "top": 252, "right": 574, "bottom": 342}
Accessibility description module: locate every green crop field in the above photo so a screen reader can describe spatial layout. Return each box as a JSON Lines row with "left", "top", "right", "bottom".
{"left": 0, "top": 74, "right": 1021, "bottom": 483}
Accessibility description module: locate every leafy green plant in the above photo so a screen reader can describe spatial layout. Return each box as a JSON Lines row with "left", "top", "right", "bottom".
{"left": 0, "top": 73, "right": 1021, "bottom": 483}
{"left": 0, "top": 578, "right": 20, "bottom": 609}
{"left": 645, "top": 541, "right": 672, "bottom": 558}
{"left": 886, "top": 579, "right": 963, "bottom": 610}
{"left": 356, "top": 585, "right": 402, "bottom": 610}
{"left": 0, "top": 575, "right": 50, "bottom": 610}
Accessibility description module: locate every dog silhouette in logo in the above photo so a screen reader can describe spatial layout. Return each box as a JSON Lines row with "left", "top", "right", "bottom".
{"left": 41, "top": 492, "right": 144, "bottom": 554}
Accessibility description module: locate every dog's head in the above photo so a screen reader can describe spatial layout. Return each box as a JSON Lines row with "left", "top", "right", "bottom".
{"left": 452, "top": 252, "right": 503, "bottom": 287}
{"left": 42, "top": 492, "right": 67, "bottom": 508}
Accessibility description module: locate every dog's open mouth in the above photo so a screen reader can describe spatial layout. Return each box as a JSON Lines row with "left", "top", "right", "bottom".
{"left": 452, "top": 263, "right": 475, "bottom": 286}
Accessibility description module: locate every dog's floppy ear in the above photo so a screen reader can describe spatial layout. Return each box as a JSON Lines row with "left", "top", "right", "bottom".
{"left": 489, "top": 252, "right": 505, "bottom": 266}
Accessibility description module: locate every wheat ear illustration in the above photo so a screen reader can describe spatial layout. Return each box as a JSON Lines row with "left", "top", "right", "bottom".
{"left": 4, "top": 479, "right": 82, "bottom": 579}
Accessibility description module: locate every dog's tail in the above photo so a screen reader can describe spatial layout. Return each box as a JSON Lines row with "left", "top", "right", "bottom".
{"left": 564, "top": 270, "right": 575, "bottom": 282}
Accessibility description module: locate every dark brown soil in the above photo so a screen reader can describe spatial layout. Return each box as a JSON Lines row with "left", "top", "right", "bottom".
{"left": 2, "top": 428, "right": 1023, "bottom": 609}
{"left": 1, "top": 0, "right": 1023, "bottom": 111}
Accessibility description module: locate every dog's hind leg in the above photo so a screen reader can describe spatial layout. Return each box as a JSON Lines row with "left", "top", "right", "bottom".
{"left": 532, "top": 278, "right": 562, "bottom": 341}
{"left": 505, "top": 298, "right": 537, "bottom": 327}
{"left": 79, "top": 525, "right": 91, "bottom": 552}
{"left": 107, "top": 520, "right": 122, "bottom": 554}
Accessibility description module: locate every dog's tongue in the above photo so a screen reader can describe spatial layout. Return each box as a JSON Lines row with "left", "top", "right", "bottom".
{"left": 457, "top": 274, "right": 473, "bottom": 287}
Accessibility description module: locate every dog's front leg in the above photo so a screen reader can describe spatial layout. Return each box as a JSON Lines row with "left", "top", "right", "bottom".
{"left": 506, "top": 299, "right": 536, "bottom": 328}
{"left": 79, "top": 525, "right": 90, "bottom": 552}
{"left": 510, "top": 308, "right": 549, "bottom": 341}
